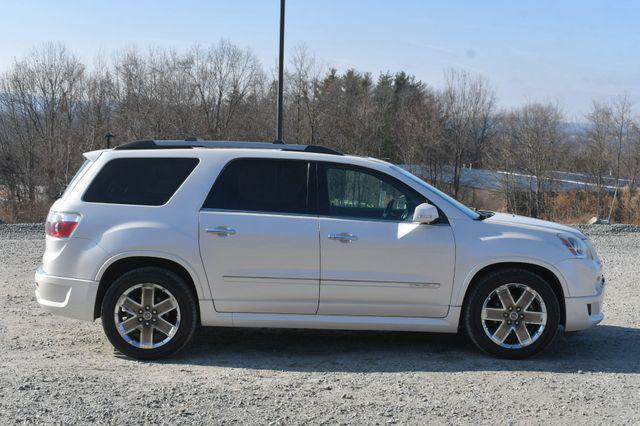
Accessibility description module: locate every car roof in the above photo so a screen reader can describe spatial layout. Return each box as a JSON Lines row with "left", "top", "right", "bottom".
{"left": 84, "top": 139, "right": 393, "bottom": 174}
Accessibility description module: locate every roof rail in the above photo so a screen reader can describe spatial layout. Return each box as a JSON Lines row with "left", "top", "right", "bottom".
{"left": 114, "top": 139, "right": 343, "bottom": 155}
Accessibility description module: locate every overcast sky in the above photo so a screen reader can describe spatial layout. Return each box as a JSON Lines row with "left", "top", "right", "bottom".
{"left": 1, "top": 0, "right": 638, "bottom": 121}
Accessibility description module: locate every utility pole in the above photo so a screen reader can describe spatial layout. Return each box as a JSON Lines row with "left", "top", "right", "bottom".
{"left": 274, "top": 0, "right": 285, "bottom": 144}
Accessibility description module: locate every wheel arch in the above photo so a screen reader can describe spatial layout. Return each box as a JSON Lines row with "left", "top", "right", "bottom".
{"left": 93, "top": 254, "right": 201, "bottom": 319}
{"left": 459, "top": 261, "right": 566, "bottom": 328}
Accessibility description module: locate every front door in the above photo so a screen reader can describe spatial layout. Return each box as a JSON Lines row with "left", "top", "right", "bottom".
{"left": 199, "top": 158, "right": 319, "bottom": 314}
{"left": 317, "top": 163, "right": 455, "bottom": 318}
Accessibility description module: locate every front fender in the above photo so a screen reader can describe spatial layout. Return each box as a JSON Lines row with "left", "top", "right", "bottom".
{"left": 450, "top": 256, "right": 569, "bottom": 307}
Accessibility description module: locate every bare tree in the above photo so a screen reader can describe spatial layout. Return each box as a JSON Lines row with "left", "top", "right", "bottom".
{"left": 612, "top": 95, "right": 633, "bottom": 186}
{"left": 189, "top": 41, "right": 262, "bottom": 139}
{"left": 439, "top": 69, "right": 496, "bottom": 197}
{"left": 0, "top": 43, "right": 84, "bottom": 202}
{"left": 496, "top": 103, "right": 564, "bottom": 217}
{"left": 624, "top": 121, "right": 640, "bottom": 188}
{"left": 582, "top": 101, "right": 614, "bottom": 216}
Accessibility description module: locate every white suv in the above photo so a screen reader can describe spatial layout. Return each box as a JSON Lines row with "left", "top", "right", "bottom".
{"left": 36, "top": 140, "right": 605, "bottom": 359}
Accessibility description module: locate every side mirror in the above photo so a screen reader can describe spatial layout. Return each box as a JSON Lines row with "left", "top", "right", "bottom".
{"left": 413, "top": 203, "right": 439, "bottom": 224}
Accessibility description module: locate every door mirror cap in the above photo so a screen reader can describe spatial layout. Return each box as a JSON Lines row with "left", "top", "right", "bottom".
{"left": 413, "top": 203, "right": 439, "bottom": 224}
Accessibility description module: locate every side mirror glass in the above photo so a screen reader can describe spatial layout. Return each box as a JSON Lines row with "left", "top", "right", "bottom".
{"left": 413, "top": 202, "right": 439, "bottom": 224}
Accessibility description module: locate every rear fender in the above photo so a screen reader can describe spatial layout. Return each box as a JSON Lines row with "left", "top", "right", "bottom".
{"left": 94, "top": 250, "right": 209, "bottom": 300}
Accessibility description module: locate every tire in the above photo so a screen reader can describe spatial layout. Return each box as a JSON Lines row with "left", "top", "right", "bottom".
{"left": 463, "top": 268, "right": 560, "bottom": 359}
{"left": 101, "top": 267, "right": 198, "bottom": 360}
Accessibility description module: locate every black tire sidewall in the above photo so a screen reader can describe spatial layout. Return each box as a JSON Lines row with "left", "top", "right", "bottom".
{"left": 464, "top": 269, "right": 560, "bottom": 359}
{"left": 101, "top": 267, "right": 198, "bottom": 360}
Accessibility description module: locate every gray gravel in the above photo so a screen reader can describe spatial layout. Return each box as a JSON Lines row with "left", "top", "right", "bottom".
{"left": 0, "top": 224, "right": 639, "bottom": 424}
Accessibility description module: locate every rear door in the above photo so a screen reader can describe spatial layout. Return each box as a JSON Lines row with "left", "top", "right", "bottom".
{"left": 198, "top": 158, "right": 320, "bottom": 314}
{"left": 317, "top": 162, "right": 456, "bottom": 318}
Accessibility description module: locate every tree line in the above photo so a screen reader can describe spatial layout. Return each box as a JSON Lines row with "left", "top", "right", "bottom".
{"left": 1, "top": 41, "right": 639, "bottom": 223}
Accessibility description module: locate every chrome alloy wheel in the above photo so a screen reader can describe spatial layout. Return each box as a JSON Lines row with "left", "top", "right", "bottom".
{"left": 481, "top": 283, "right": 547, "bottom": 349}
{"left": 113, "top": 283, "right": 181, "bottom": 349}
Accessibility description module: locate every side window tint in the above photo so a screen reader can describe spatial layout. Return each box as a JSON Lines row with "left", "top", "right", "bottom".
{"left": 323, "top": 165, "right": 424, "bottom": 221}
{"left": 203, "top": 159, "right": 309, "bottom": 214}
{"left": 83, "top": 158, "right": 199, "bottom": 206}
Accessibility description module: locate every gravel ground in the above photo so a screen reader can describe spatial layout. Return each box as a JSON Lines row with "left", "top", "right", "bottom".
{"left": 0, "top": 224, "right": 639, "bottom": 425}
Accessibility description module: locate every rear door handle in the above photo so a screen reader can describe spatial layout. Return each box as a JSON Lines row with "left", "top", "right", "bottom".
{"left": 206, "top": 226, "right": 236, "bottom": 237}
{"left": 328, "top": 232, "right": 358, "bottom": 243}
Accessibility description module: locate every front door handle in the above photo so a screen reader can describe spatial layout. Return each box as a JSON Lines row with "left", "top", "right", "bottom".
{"left": 206, "top": 226, "right": 237, "bottom": 237}
{"left": 328, "top": 232, "right": 358, "bottom": 243}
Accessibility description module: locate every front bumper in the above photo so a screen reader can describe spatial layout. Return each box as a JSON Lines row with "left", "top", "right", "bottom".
{"left": 35, "top": 266, "right": 98, "bottom": 322}
{"left": 564, "top": 277, "right": 605, "bottom": 332}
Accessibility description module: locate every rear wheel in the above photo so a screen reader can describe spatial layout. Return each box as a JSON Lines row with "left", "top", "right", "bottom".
{"left": 463, "top": 268, "right": 560, "bottom": 359}
{"left": 101, "top": 267, "right": 198, "bottom": 359}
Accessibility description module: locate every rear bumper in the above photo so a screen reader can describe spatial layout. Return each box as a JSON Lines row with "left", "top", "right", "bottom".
{"left": 564, "top": 278, "right": 605, "bottom": 332}
{"left": 35, "top": 266, "right": 98, "bottom": 322}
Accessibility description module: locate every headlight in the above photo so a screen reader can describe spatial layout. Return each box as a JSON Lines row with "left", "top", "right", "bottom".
{"left": 557, "top": 233, "right": 588, "bottom": 258}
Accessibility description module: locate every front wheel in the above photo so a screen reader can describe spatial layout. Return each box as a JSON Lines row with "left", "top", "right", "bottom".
{"left": 463, "top": 268, "right": 560, "bottom": 359}
{"left": 101, "top": 267, "right": 198, "bottom": 360}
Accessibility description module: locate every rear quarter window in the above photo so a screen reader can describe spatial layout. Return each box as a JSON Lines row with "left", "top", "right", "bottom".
{"left": 82, "top": 157, "right": 199, "bottom": 206}
{"left": 61, "top": 159, "right": 93, "bottom": 199}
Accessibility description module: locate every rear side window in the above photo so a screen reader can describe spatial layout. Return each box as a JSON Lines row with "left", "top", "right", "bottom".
{"left": 83, "top": 158, "right": 199, "bottom": 206}
{"left": 203, "top": 159, "right": 309, "bottom": 214}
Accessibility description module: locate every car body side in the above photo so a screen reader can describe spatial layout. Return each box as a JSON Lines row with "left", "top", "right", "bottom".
{"left": 35, "top": 148, "right": 604, "bottom": 333}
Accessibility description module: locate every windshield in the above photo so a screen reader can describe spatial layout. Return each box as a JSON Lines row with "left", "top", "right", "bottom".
{"left": 390, "top": 165, "right": 480, "bottom": 219}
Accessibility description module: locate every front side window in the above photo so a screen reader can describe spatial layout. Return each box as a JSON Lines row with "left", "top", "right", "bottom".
{"left": 203, "top": 159, "right": 310, "bottom": 214}
{"left": 320, "top": 164, "right": 424, "bottom": 221}
{"left": 83, "top": 157, "right": 199, "bottom": 206}
{"left": 390, "top": 165, "right": 479, "bottom": 220}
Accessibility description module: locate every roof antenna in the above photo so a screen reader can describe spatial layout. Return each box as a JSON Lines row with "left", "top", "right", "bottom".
{"left": 104, "top": 132, "right": 114, "bottom": 148}
{"left": 274, "top": 0, "right": 286, "bottom": 144}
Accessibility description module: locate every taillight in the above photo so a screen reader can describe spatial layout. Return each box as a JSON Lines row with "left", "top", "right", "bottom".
{"left": 45, "top": 211, "right": 81, "bottom": 238}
